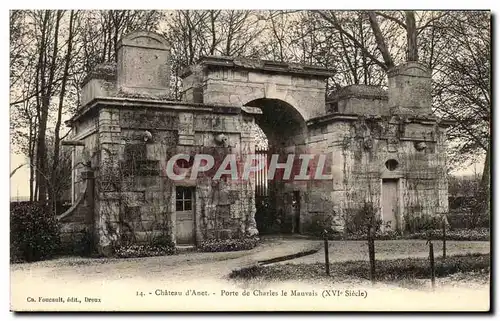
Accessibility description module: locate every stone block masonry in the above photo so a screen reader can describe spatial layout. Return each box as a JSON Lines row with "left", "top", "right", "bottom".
{"left": 64, "top": 31, "right": 452, "bottom": 256}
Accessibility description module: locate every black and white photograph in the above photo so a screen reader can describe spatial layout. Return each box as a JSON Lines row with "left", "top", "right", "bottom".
{"left": 8, "top": 8, "right": 492, "bottom": 312}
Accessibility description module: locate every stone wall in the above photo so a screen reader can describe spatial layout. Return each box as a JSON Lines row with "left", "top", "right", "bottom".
{"left": 81, "top": 102, "right": 259, "bottom": 254}
{"left": 327, "top": 85, "right": 389, "bottom": 116}
{"left": 58, "top": 169, "right": 95, "bottom": 254}
{"left": 181, "top": 57, "right": 334, "bottom": 121}
{"left": 66, "top": 31, "right": 451, "bottom": 253}
{"left": 305, "top": 113, "right": 449, "bottom": 233}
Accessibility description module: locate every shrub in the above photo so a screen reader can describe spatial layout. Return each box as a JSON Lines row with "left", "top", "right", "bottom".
{"left": 114, "top": 234, "right": 176, "bottom": 258}
{"left": 198, "top": 237, "right": 259, "bottom": 252}
{"left": 307, "top": 213, "right": 336, "bottom": 238}
{"left": 59, "top": 229, "right": 94, "bottom": 257}
{"left": 448, "top": 213, "right": 490, "bottom": 229}
{"left": 343, "top": 230, "right": 403, "bottom": 241}
{"left": 229, "top": 265, "right": 264, "bottom": 279}
{"left": 114, "top": 244, "right": 176, "bottom": 258}
{"left": 343, "top": 201, "right": 383, "bottom": 235}
{"left": 404, "top": 214, "right": 442, "bottom": 234}
{"left": 408, "top": 228, "right": 490, "bottom": 241}
{"left": 73, "top": 229, "right": 94, "bottom": 256}
{"left": 341, "top": 253, "right": 490, "bottom": 280}
{"left": 229, "top": 253, "right": 490, "bottom": 281}
{"left": 10, "top": 201, "right": 61, "bottom": 262}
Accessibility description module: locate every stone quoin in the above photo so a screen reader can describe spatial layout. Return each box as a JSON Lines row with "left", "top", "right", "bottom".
{"left": 61, "top": 31, "right": 452, "bottom": 256}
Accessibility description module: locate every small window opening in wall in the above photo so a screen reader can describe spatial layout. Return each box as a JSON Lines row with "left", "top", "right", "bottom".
{"left": 176, "top": 186, "right": 193, "bottom": 211}
{"left": 385, "top": 159, "right": 399, "bottom": 171}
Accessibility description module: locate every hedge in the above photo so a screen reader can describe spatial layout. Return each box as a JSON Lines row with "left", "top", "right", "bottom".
{"left": 229, "top": 253, "right": 490, "bottom": 281}
{"left": 198, "top": 238, "right": 259, "bottom": 252}
{"left": 10, "top": 202, "right": 61, "bottom": 263}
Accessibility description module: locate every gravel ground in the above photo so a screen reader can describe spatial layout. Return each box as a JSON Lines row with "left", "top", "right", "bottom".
{"left": 10, "top": 239, "right": 490, "bottom": 311}
{"left": 10, "top": 239, "right": 320, "bottom": 282}
{"left": 10, "top": 239, "right": 489, "bottom": 282}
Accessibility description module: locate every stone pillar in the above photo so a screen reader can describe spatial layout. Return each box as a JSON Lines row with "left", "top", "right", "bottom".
{"left": 180, "top": 64, "right": 204, "bottom": 103}
{"left": 387, "top": 62, "right": 432, "bottom": 116}
{"left": 240, "top": 115, "right": 259, "bottom": 237}
{"left": 97, "top": 107, "right": 122, "bottom": 256}
{"left": 116, "top": 31, "right": 171, "bottom": 98}
{"left": 81, "top": 169, "right": 96, "bottom": 252}
{"left": 178, "top": 112, "right": 195, "bottom": 145}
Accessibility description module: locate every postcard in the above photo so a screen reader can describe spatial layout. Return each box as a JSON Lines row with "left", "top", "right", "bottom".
{"left": 9, "top": 9, "right": 491, "bottom": 312}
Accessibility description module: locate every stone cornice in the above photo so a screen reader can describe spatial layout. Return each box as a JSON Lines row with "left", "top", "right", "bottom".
{"left": 66, "top": 97, "right": 243, "bottom": 127}
{"left": 306, "top": 112, "right": 456, "bottom": 127}
{"left": 182, "top": 56, "right": 335, "bottom": 78}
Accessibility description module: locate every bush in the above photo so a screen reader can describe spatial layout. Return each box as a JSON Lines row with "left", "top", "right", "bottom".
{"left": 114, "top": 244, "right": 176, "bottom": 258}
{"left": 342, "top": 230, "right": 403, "bottom": 241}
{"left": 114, "top": 235, "right": 176, "bottom": 258}
{"left": 311, "top": 226, "right": 489, "bottom": 242}
{"left": 448, "top": 213, "right": 490, "bottom": 229}
{"left": 341, "top": 253, "right": 490, "bottom": 280}
{"left": 408, "top": 228, "right": 490, "bottom": 241}
{"left": 229, "top": 253, "right": 490, "bottom": 281}
{"left": 73, "top": 229, "right": 94, "bottom": 256}
{"left": 198, "top": 237, "right": 259, "bottom": 252}
{"left": 343, "top": 201, "right": 384, "bottom": 235}
{"left": 404, "top": 214, "right": 442, "bottom": 234}
{"left": 307, "top": 214, "right": 336, "bottom": 238}
{"left": 10, "top": 202, "right": 61, "bottom": 263}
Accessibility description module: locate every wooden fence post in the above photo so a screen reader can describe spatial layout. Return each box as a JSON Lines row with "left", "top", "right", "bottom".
{"left": 428, "top": 240, "right": 436, "bottom": 289}
{"left": 368, "top": 226, "right": 376, "bottom": 283}
{"left": 323, "top": 230, "right": 330, "bottom": 276}
{"left": 442, "top": 218, "right": 447, "bottom": 259}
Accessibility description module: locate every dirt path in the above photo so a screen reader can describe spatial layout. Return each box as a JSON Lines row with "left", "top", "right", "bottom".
{"left": 10, "top": 239, "right": 320, "bottom": 283}
{"left": 10, "top": 239, "right": 490, "bottom": 311}
{"left": 10, "top": 239, "right": 489, "bottom": 282}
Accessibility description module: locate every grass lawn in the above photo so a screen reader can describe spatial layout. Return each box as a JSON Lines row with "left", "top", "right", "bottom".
{"left": 229, "top": 253, "right": 490, "bottom": 283}
{"left": 284, "top": 240, "right": 490, "bottom": 264}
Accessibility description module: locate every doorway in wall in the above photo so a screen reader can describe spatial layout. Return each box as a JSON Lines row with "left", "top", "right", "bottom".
{"left": 175, "top": 186, "right": 195, "bottom": 244}
{"left": 381, "top": 179, "right": 399, "bottom": 231}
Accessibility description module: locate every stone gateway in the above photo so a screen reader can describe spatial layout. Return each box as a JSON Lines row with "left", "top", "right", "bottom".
{"left": 61, "top": 31, "right": 451, "bottom": 255}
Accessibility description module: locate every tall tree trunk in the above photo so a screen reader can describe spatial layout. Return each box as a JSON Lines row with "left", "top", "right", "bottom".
{"left": 36, "top": 10, "right": 61, "bottom": 202}
{"left": 358, "top": 13, "right": 369, "bottom": 84}
{"left": 34, "top": 10, "right": 49, "bottom": 203}
{"left": 29, "top": 117, "right": 34, "bottom": 201}
{"left": 480, "top": 138, "right": 490, "bottom": 217}
{"left": 405, "top": 11, "right": 418, "bottom": 61}
{"left": 367, "top": 11, "right": 394, "bottom": 69}
{"left": 51, "top": 10, "right": 75, "bottom": 211}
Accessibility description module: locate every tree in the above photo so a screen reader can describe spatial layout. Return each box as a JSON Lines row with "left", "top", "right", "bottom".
{"left": 164, "top": 10, "right": 266, "bottom": 99}
{"left": 34, "top": 10, "right": 62, "bottom": 202}
{"left": 431, "top": 12, "right": 491, "bottom": 215}
{"left": 10, "top": 10, "right": 162, "bottom": 203}
{"left": 10, "top": 10, "right": 490, "bottom": 210}
{"left": 51, "top": 10, "right": 76, "bottom": 209}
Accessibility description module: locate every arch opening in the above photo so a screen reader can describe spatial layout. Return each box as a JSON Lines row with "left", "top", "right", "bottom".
{"left": 246, "top": 98, "right": 307, "bottom": 235}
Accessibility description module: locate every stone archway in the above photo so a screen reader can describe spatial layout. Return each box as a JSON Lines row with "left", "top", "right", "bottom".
{"left": 180, "top": 56, "right": 333, "bottom": 121}
{"left": 245, "top": 98, "right": 308, "bottom": 234}
{"left": 179, "top": 56, "right": 334, "bottom": 236}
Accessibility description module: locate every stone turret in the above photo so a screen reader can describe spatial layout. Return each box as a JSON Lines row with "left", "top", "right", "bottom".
{"left": 116, "top": 31, "right": 171, "bottom": 97}
{"left": 326, "top": 85, "right": 389, "bottom": 115}
{"left": 387, "top": 61, "right": 432, "bottom": 116}
{"left": 80, "top": 31, "right": 172, "bottom": 108}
